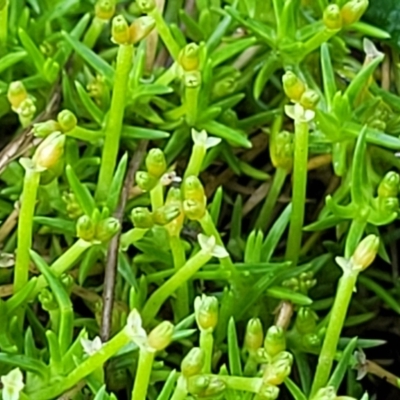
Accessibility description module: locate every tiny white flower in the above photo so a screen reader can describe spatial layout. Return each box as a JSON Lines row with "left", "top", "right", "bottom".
{"left": 363, "top": 38, "right": 383, "bottom": 61}
{"left": 160, "top": 171, "right": 182, "bottom": 186}
{"left": 192, "top": 129, "right": 221, "bottom": 149}
{"left": 1, "top": 368, "right": 24, "bottom": 400}
{"left": 81, "top": 336, "right": 103, "bottom": 356}
{"left": 284, "top": 103, "right": 315, "bottom": 122}
{"left": 198, "top": 234, "right": 229, "bottom": 258}
{"left": 126, "top": 309, "right": 148, "bottom": 350}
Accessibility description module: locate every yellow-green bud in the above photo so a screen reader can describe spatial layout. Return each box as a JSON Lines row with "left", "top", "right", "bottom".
{"left": 179, "top": 43, "right": 200, "bottom": 71}
{"left": 350, "top": 234, "right": 379, "bottom": 271}
{"left": 323, "top": 4, "right": 343, "bottom": 30}
{"left": 165, "top": 187, "right": 184, "bottom": 236}
{"left": 244, "top": 318, "right": 264, "bottom": 353}
{"left": 194, "top": 295, "right": 219, "bottom": 331}
{"left": 95, "top": 217, "right": 120, "bottom": 242}
{"left": 379, "top": 197, "right": 399, "bottom": 213}
{"left": 295, "top": 307, "right": 318, "bottom": 335}
{"left": 152, "top": 205, "right": 181, "bottom": 226}
{"left": 33, "top": 120, "right": 61, "bottom": 138}
{"left": 184, "top": 70, "right": 202, "bottom": 88}
{"left": 182, "top": 176, "right": 205, "bottom": 202}
{"left": 136, "top": 171, "right": 158, "bottom": 192}
{"left": 310, "top": 386, "right": 337, "bottom": 400}
{"left": 7, "top": 81, "right": 27, "bottom": 109}
{"left": 39, "top": 288, "right": 58, "bottom": 311}
{"left": 181, "top": 347, "right": 205, "bottom": 377}
{"left": 32, "top": 132, "right": 65, "bottom": 171}
{"left": 378, "top": 171, "right": 399, "bottom": 198}
{"left": 299, "top": 89, "right": 320, "bottom": 110}
{"left": 131, "top": 207, "right": 154, "bottom": 229}
{"left": 136, "top": 0, "right": 156, "bottom": 13}
{"left": 257, "top": 383, "right": 280, "bottom": 400}
{"left": 282, "top": 71, "right": 306, "bottom": 102}
{"left": 18, "top": 98, "right": 36, "bottom": 124}
{"left": 57, "top": 110, "right": 77, "bottom": 132}
{"left": 263, "top": 351, "right": 293, "bottom": 385}
{"left": 183, "top": 199, "right": 206, "bottom": 221}
{"left": 112, "top": 15, "right": 130, "bottom": 45}
{"left": 95, "top": 0, "right": 115, "bottom": 20}
{"left": 264, "top": 326, "right": 286, "bottom": 357}
{"left": 129, "top": 16, "right": 156, "bottom": 44}
{"left": 270, "top": 130, "right": 293, "bottom": 171}
{"left": 146, "top": 148, "right": 167, "bottom": 178}
{"left": 340, "top": 0, "right": 368, "bottom": 26}
{"left": 147, "top": 321, "right": 174, "bottom": 351}
{"left": 77, "top": 215, "right": 95, "bottom": 241}
{"left": 63, "top": 192, "right": 83, "bottom": 219}
{"left": 187, "top": 375, "right": 226, "bottom": 397}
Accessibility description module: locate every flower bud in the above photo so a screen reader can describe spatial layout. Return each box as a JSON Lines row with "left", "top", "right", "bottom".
{"left": 39, "top": 288, "right": 58, "bottom": 311}
{"left": 340, "top": 0, "right": 368, "bottom": 26}
{"left": 179, "top": 43, "right": 200, "bottom": 71}
{"left": 244, "top": 318, "right": 264, "bottom": 353}
{"left": 136, "top": 171, "right": 158, "bottom": 192}
{"left": 152, "top": 205, "right": 180, "bottom": 226}
{"left": 95, "top": 217, "right": 120, "bottom": 242}
{"left": 7, "top": 81, "right": 27, "bottom": 109}
{"left": 350, "top": 234, "right": 379, "bottom": 271}
{"left": 183, "top": 199, "right": 206, "bottom": 220}
{"left": 282, "top": 71, "right": 306, "bottom": 102}
{"left": 146, "top": 149, "right": 167, "bottom": 178}
{"left": 1, "top": 368, "right": 24, "bottom": 400}
{"left": 263, "top": 351, "right": 293, "bottom": 385}
{"left": 183, "top": 176, "right": 205, "bottom": 202}
{"left": 264, "top": 326, "right": 286, "bottom": 357}
{"left": 212, "top": 76, "right": 237, "bottom": 98}
{"left": 302, "top": 333, "right": 321, "bottom": 350}
{"left": 33, "top": 120, "right": 61, "bottom": 138}
{"left": 57, "top": 110, "right": 77, "bottom": 132}
{"left": 95, "top": 0, "right": 115, "bottom": 20}
{"left": 379, "top": 196, "right": 399, "bottom": 213}
{"left": 181, "top": 347, "right": 205, "bottom": 377}
{"left": 112, "top": 15, "right": 130, "bottom": 45}
{"left": 32, "top": 132, "right": 65, "bottom": 171}
{"left": 323, "top": 4, "right": 342, "bottom": 30}
{"left": 63, "top": 192, "right": 83, "bottom": 219}
{"left": 129, "top": 16, "right": 156, "bottom": 44}
{"left": 194, "top": 294, "right": 218, "bottom": 332}
{"left": 184, "top": 70, "right": 202, "bottom": 88}
{"left": 378, "top": 171, "right": 400, "bottom": 198}
{"left": 39, "top": 156, "right": 64, "bottom": 185}
{"left": 131, "top": 207, "right": 154, "bottom": 229}
{"left": 300, "top": 89, "right": 320, "bottom": 110}
{"left": 136, "top": 0, "right": 156, "bottom": 13}
{"left": 310, "top": 386, "right": 337, "bottom": 400}
{"left": 18, "top": 98, "right": 36, "bottom": 126}
{"left": 147, "top": 321, "right": 174, "bottom": 351}
{"left": 77, "top": 215, "right": 95, "bottom": 241}
{"left": 295, "top": 307, "right": 318, "bottom": 334}
{"left": 270, "top": 130, "right": 293, "bottom": 171}
{"left": 187, "top": 376, "right": 226, "bottom": 397}
{"left": 257, "top": 383, "right": 280, "bottom": 400}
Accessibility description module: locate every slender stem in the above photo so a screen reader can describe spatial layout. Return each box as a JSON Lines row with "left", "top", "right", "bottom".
{"left": 65, "top": 126, "right": 102, "bottom": 143}
{"left": 170, "top": 376, "right": 187, "bottom": 400}
{"left": 14, "top": 168, "right": 40, "bottom": 293}
{"left": 184, "top": 144, "right": 206, "bottom": 179}
{"left": 131, "top": 349, "right": 155, "bottom": 400}
{"left": 200, "top": 330, "right": 214, "bottom": 373}
{"left": 285, "top": 120, "right": 309, "bottom": 267}
{"left": 0, "top": 0, "right": 8, "bottom": 55}
{"left": 303, "top": 29, "right": 338, "bottom": 56}
{"left": 150, "top": 183, "right": 164, "bottom": 210}
{"left": 255, "top": 167, "right": 287, "bottom": 232}
{"left": 83, "top": 17, "right": 105, "bottom": 48}
{"left": 345, "top": 218, "right": 367, "bottom": 259}
{"left": 310, "top": 269, "right": 359, "bottom": 397}
{"left": 169, "top": 235, "right": 189, "bottom": 321}
{"left": 96, "top": 44, "right": 134, "bottom": 202}
{"left": 185, "top": 85, "right": 200, "bottom": 127}
{"left": 141, "top": 250, "right": 212, "bottom": 326}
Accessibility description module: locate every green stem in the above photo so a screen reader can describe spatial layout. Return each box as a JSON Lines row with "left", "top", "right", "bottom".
{"left": 169, "top": 235, "right": 189, "bottom": 321}
{"left": 0, "top": 0, "right": 8, "bottom": 55}
{"left": 285, "top": 120, "right": 309, "bottom": 267}
{"left": 200, "top": 330, "right": 214, "bottom": 373}
{"left": 255, "top": 167, "right": 287, "bottom": 232}
{"left": 310, "top": 269, "right": 359, "bottom": 397}
{"left": 185, "top": 144, "right": 206, "bottom": 179}
{"left": 142, "top": 250, "right": 212, "bottom": 326}
{"left": 185, "top": 85, "right": 200, "bottom": 127}
{"left": 14, "top": 168, "right": 40, "bottom": 293}
{"left": 303, "top": 28, "right": 339, "bottom": 56}
{"left": 131, "top": 349, "right": 155, "bottom": 400}
{"left": 65, "top": 126, "right": 102, "bottom": 143}
{"left": 149, "top": 8, "right": 180, "bottom": 59}
{"left": 150, "top": 183, "right": 164, "bottom": 210}
{"left": 345, "top": 218, "right": 367, "bottom": 259}
{"left": 155, "top": 62, "right": 178, "bottom": 85}
{"left": 170, "top": 376, "right": 187, "bottom": 400}
{"left": 83, "top": 17, "right": 105, "bottom": 48}
{"left": 96, "top": 44, "right": 134, "bottom": 202}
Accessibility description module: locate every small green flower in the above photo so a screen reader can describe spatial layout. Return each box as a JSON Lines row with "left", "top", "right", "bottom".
{"left": 340, "top": 0, "right": 368, "bottom": 26}
{"left": 95, "top": 0, "right": 115, "bottom": 20}
{"left": 146, "top": 149, "right": 167, "bottom": 178}
{"left": 57, "top": 109, "right": 77, "bottom": 132}
{"left": 194, "top": 294, "right": 219, "bottom": 332}
{"left": 323, "top": 4, "right": 342, "bottom": 30}
{"left": 112, "top": 15, "right": 130, "bottom": 45}
{"left": 181, "top": 347, "right": 205, "bottom": 377}
{"left": 147, "top": 321, "right": 174, "bottom": 351}
{"left": 244, "top": 318, "right": 264, "bottom": 353}
{"left": 264, "top": 326, "right": 286, "bottom": 358}
{"left": 1, "top": 368, "right": 24, "bottom": 400}
{"left": 32, "top": 131, "right": 66, "bottom": 171}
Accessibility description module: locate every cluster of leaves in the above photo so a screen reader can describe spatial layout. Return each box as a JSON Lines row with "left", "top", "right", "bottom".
{"left": 1, "top": 0, "right": 400, "bottom": 400}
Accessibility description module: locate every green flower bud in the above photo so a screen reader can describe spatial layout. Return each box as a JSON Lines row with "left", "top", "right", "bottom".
{"left": 300, "top": 89, "right": 320, "bottom": 110}
{"left": 152, "top": 204, "right": 181, "bottom": 226}
{"left": 7, "top": 81, "right": 27, "bottom": 109}
{"left": 87, "top": 75, "right": 109, "bottom": 108}
{"left": 194, "top": 294, "right": 219, "bottom": 332}
{"left": 244, "top": 318, "right": 264, "bottom": 353}
{"left": 146, "top": 149, "right": 167, "bottom": 178}
{"left": 379, "top": 197, "right": 399, "bottom": 213}
{"left": 298, "top": 271, "right": 317, "bottom": 293}
{"left": 38, "top": 288, "right": 58, "bottom": 311}
{"left": 32, "top": 132, "right": 65, "bottom": 171}
{"left": 131, "top": 207, "right": 154, "bottom": 229}
{"left": 57, "top": 110, "right": 77, "bottom": 132}
{"left": 18, "top": 97, "right": 36, "bottom": 125}
{"left": 212, "top": 76, "right": 237, "bottom": 98}
{"left": 184, "top": 70, "right": 202, "bottom": 88}
{"left": 323, "top": 4, "right": 342, "bottom": 30}
{"left": 310, "top": 386, "right": 336, "bottom": 400}
{"left": 136, "top": 171, "right": 158, "bottom": 192}
{"left": 136, "top": 0, "right": 156, "bottom": 13}
{"left": 165, "top": 188, "right": 184, "bottom": 236}
{"left": 43, "top": 58, "right": 60, "bottom": 83}
{"left": 95, "top": 0, "right": 115, "bottom": 20}
{"left": 181, "top": 347, "right": 205, "bottom": 377}
{"left": 340, "top": 0, "right": 368, "bottom": 26}
{"left": 63, "top": 192, "right": 83, "bottom": 219}
{"left": 95, "top": 217, "right": 120, "bottom": 242}
{"left": 183, "top": 199, "right": 206, "bottom": 220}
{"left": 179, "top": 43, "right": 200, "bottom": 71}
{"left": 182, "top": 176, "right": 206, "bottom": 202}
{"left": 39, "top": 156, "right": 64, "bottom": 185}
{"left": 263, "top": 351, "right": 293, "bottom": 385}
{"left": 147, "top": 321, "right": 174, "bottom": 351}
{"left": 378, "top": 171, "right": 400, "bottom": 198}
{"left": 282, "top": 71, "right": 306, "bottom": 102}
{"left": 1, "top": 368, "right": 24, "bottom": 400}
{"left": 264, "top": 326, "right": 286, "bottom": 357}
{"left": 76, "top": 215, "right": 95, "bottom": 241}
{"left": 350, "top": 234, "right": 379, "bottom": 271}
{"left": 295, "top": 307, "right": 318, "bottom": 334}
{"left": 270, "top": 130, "right": 293, "bottom": 171}
{"left": 302, "top": 333, "right": 321, "bottom": 350}
{"left": 187, "top": 375, "right": 226, "bottom": 397}
{"left": 33, "top": 120, "right": 61, "bottom": 138}
{"left": 257, "top": 383, "right": 280, "bottom": 400}
{"left": 129, "top": 16, "right": 156, "bottom": 44}
{"left": 112, "top": 15, "right": 130, "bottom": 45}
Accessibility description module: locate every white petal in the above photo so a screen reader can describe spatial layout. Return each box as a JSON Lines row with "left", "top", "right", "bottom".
{"left": 284, "top": 105, "right": 296, "bottom": 120}
{"left": 335, "top": 256, "right": 350, "bottom": 272}
{"left": 363, "top": 38, "right": 382, "bottom": 60}
{"left": 303, "top": 109, "right": 315, "bottom": 122}
{"left": 198, "top": 233, "right": 216, "bottom": 253}
{"left": 1, "top": 368, "right": 24, "bottom": 400}
{"left": 205, "top": 137, "right": 221, "bottom": 149}
{"left": 127, "top": 309, "right": 143, "bottom": 332}
{"left": 192, "top": 129, "right": 207, "bottom": 145}
{"left": 81, "top": 336, "right": 103, "bottom": 356}
{"left": 211, "top": 244, "right": 229, "bottom": 259}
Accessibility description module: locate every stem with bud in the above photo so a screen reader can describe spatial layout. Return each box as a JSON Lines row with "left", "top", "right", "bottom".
{"left": 131, "top": 349, "right": 155, "bottom": 400}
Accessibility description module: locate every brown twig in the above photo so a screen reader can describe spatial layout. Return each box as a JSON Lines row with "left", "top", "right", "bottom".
{"left": 100, "top": 140, "right": 148, "bottom": 342}
{"left": 365, "top": 360, "right": 400, "bottom": 389}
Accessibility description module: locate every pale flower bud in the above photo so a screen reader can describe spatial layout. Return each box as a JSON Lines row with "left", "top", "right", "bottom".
{"left": 350, "top": 234, "right": 379, "bottom": 271}
{"left": 147, "top": 321, "right": 174, "bottom": 351}
{"left": 194, "top": 294, "right": 219, "bottom": 331}
{"left": 181, "top": 347, "right": 205, "bottom": 377}
{"left": 32, "top": 131, "right": 65, "bottom": 171}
